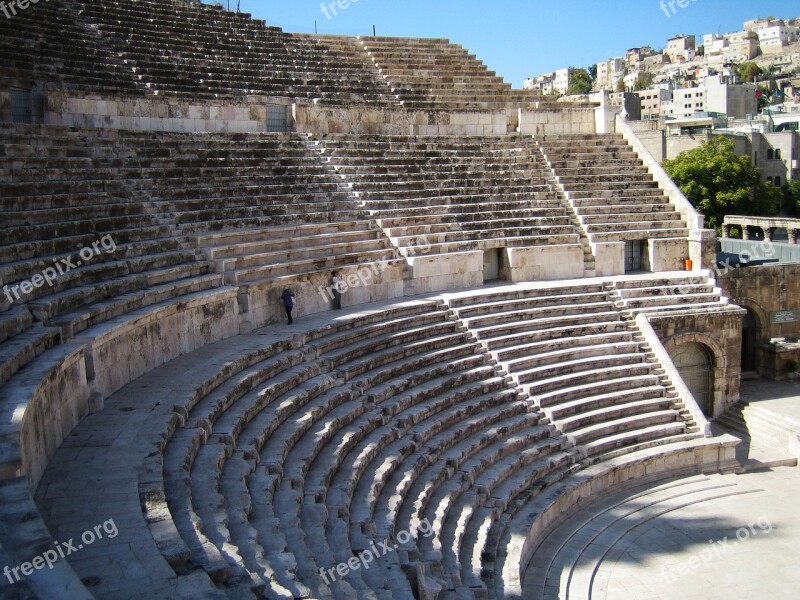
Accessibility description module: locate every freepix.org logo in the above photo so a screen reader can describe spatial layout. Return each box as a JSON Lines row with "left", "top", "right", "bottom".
{"left": 1, "top": 0, "right": 49, "bottom": 21}
{"left": 659, "top": 0, "right": 701, "bottom": 18}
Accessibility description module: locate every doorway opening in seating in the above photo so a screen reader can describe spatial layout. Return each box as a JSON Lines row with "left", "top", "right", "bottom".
{"left": 672, "top": 342, "right": 715, "bottom": 417}
{"left": 483, "top": 249, "right": 502, "bottom": 282}
{"left": 624, "top": 239, "right": 645, "bottom": 273}
{"left": 741, "top": 308, "right": 759, "bottom": 376}
{"left": 266, "top": 103, "right": 289, "bottom": 132}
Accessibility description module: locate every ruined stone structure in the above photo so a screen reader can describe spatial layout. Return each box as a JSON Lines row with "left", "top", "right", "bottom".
{"left": 0, "top": 1, "right": 749, "bottom": 599}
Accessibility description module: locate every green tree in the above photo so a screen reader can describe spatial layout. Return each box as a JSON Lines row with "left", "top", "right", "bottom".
{"left": 784, "top": 180, "right": 800, "bottom": 217}
{"left": 587, "top": 64, "right": 598, "bottom": 82}
{"left": 634, "top": 73, "right": 654, "bottom": 91}
{"left": 615, "top": 78, "right": 626, "bottom": 93}
{"left": 663, "top": 137, "right": 780, "bottom": 230}
{"left": 735, "top": 62, "right": 764, "bottom": 83}
{"left": 567, "top": 69, "right": 592, "bottom": 95}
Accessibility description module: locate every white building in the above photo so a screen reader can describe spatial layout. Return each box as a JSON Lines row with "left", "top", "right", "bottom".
{"left": 553, "top": 68, "right": 575, "bottom": 95}
{"left": 523, "top": 67, "right": 576, "bottom": 96}
{"left": 661, "top": 76, "right": 757, "bottom": 120}
{"left": 596, "top": 58, "right": 625, "bottom": 90}
{"left": 758, "top": 22, "right": 800, "bottom": 54}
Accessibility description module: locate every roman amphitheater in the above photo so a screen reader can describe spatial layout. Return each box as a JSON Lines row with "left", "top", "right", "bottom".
{"left": 2, "top": 1, "right": 800, "bottom": 599}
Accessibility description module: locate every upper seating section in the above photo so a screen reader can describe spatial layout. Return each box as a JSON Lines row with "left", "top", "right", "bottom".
{"left": 1, "top": 0, "right": 556, "bottom": 109}
{"left": 72, "top": 0, "right": 396, "bottom": 103}
{"left": 0, "top": 124, "right": 378, "bottom": 386}
{"left": 539, "top": 134, "right": 690, "bottom": 244}
{"left": 314, "top": 135, "right": 585, "bottom": 257}
{"left": 0, "top": 0, "right": 142, "bottom": 95}
{"left": 357, "top": 36, "right": 546, "bottom": 111}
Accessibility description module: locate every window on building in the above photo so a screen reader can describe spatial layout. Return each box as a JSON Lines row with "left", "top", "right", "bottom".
{"left": 767, "top": 149, "right": 774, "bottom": 160}
{"left": 775, "top": 149, "right": 782, "bottom": 160}
{"left": 774, "top": 176, "right": 781, "bottom": 186}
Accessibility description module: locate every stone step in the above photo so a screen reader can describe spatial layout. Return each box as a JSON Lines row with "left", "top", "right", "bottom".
{"left": 531, "top": 370, "right": 660, "bottom": 405}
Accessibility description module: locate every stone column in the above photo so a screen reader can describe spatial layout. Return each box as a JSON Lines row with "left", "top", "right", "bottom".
{"left": 722, "top": 225, "right": 732, "bottom": 239}
{"left": 743, "top": 226, "right": 754, "bottom": 241}
{"left": 766, "top": 227, "right": 776, "bottom": 242}
{"left": 791, "top": 229, "right": 799, "bottom": 245}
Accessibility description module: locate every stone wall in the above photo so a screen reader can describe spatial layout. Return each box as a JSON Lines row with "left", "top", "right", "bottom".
{"left": 719, "top": 263, "right": 800, "bottom": 379}
{"left": 295, "top": 103, "right": 596, "bottom": 137}
{"left": 652, "top": 311, "right": 745, "bottom": 417}
{"left": 45, "top": 92, "right": 290, "bottom": 133}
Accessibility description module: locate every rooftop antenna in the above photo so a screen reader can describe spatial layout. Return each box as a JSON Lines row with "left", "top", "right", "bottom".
{"left": 315, "top": 20, "right": 318, "bottom": 34}
{"left": 373, "top": 25, "right": 376, "bottom": 37}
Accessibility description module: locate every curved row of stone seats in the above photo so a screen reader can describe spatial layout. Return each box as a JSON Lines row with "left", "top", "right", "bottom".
{"left": 538, "top": 134, "right": 690, "bottom": 244}
{"left": 612, "top": 272, "right": 733, "bottom": 317}
{"left": 0, "top": 0, "right": 142, "bottom": 96}
{"left": 139, "top": 300, "right": 549, "bottom": 598}
{"left": 69, "top": 0, "right": 396, "bottom": 104}
{"left": 115, "top": 131, "right": 366, "bottom": 232}
{"left": 314, "top": 135, "right": 585, "bottom": 257}
{"left": 444, "top": 283, "right": 702, "bottom": 464}
{"left": 0, "top": 126, "right": 224, "bottom": 389}
{"left": 196, "top": 221, "right": 401, "bottom": 286}
{"left": 355, "top": 37, "right": 546, "bottom": 110}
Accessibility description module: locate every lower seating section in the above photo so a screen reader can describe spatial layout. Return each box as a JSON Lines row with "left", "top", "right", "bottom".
{"left": 539, "top": 134, "right": 690, "bottom": 244}
{"left": 23, "top": 278, "right": 742, "bottom": 600}
{"left": 445, "top": 283, "right": 703, "bottom": 464}
{"left": 315, "top": 135, "right": 590, "bottom": 263}
{"left": 152, "top": 301, "right": 567, "bottom": 599}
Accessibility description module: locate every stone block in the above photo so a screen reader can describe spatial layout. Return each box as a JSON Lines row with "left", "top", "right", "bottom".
{"left": 503, "top": 245, "right": 584, "bottom": 282}
{"left": 592, "top": 241, "right": 625, "bottom": 277}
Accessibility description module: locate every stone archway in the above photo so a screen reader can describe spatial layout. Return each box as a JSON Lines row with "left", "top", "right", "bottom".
{"left": 671, "top": 342, "right": 715, "bottom": 417}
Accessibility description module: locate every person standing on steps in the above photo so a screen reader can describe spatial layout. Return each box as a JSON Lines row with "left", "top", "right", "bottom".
{"left": 281, "top": 288, "right": 295, "bottom": 324}
{"left": 331, "top": 270, "right": 343, "bottom": 310}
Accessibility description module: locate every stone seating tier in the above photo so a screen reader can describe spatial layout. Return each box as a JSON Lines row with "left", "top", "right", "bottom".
{"left": 315, "top": 135, "right": 587, "bottom": 257}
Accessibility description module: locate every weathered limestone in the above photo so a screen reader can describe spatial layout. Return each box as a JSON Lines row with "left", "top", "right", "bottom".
{"left": 503, "top": 246, "right": 585, "bottom": 282}
{"left": 75, "top": 288, "right": 239, "bottom": 399}
{"left": 406, "top": 251, "right": 484, "bottom": 294}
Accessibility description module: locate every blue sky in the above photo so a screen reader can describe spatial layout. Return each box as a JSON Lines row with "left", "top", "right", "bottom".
{"left": 209, "top": 1, "right": 798, "bottom": 87}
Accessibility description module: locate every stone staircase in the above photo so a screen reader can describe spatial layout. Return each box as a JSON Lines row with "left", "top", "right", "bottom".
{"left": 445, "top": 283, "right": 705, "bottom": 466}
{"left": 611, "top": 271, "right": 733, "bottom": 317}
{"left": 538, "top": 134, "right": 690, "bottom": 245}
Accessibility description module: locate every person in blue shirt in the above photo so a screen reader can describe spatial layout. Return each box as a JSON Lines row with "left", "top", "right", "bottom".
{"left": 281, "top": 288, "right": 295, "bottom": 324}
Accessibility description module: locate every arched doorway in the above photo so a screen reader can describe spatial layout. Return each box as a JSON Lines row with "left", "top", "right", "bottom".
{"left": 671, "top": 343, "right": 715, "bottom": 417}
{"left": 741, "top": 309, "right": 759, "bottom": 375}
